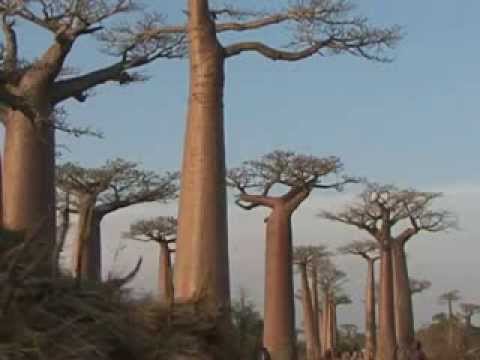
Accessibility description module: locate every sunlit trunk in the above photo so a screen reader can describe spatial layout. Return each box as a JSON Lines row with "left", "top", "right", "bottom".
{"left": 377, "top": 245, "right": 397, "bottom": 360}
{"left": 299, "top": 264, "right": 318, "bottom": 360}
{"left": 392, "top": 242, "right": 414, "bottom": 360}
{"left": 263, "top": 208, "right": 296, "bottom": 360}
{"left": 3, "top": 108, "right": 56, "bottom": 262}
{"left": 365, "top": 259, "right": 377, "bottom": 360}
{"left": 174, "top": 0, "right": 230, "bottom": 312}
{"left": 159, "top": 242, "right": 174, "bottom": 305}
{"left": 72, "top": 200, "right": 101, "bottom": 281}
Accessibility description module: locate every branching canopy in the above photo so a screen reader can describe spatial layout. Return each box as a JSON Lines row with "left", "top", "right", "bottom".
{"left": 144, "top": 0, "right": 401, "bottom": 62}
{"left": 438, "top": 290, "right": 461, "bottom": 305}
{"left": 460, "top": 303, "right": 480, "bottom": 318}
{"left": 337, "top": 239, "right": 378, "bottom": 260}
{"left": 56, "top": 158, "right": 178, "bottom": 215}
{"left": 123, "top": 216, "right": 177, "bottom": 245}
{"left": 316, "top": 256, "right": 347, "bottom": 295}
{"left": 410, "top": 278, "right": 431, "bottom": 295}
{"left": 293, "top": 245, "right": 330, "bottom": 267}
{"left": 228, "top": 150, "right": 355, "bottom": 211}
{"left": 0, "top": 0, "right": 185, "bottom": 111}
{"left": 320, "top": 182, "right": 457, "bottom": 244}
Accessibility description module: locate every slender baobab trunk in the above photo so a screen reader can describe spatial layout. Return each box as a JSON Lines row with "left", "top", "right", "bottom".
{"left": 318, "top": 309, "right": 324, "bottom": 356}
{"left": 159, "top": 242, "right": 174, "bottom": 305}
{"left": 322, "top": 293, "right": 334, "bottom": 357}
{"left": 377, "top": 245, "right": 397, "bottom": 360}
{"left": 311, "top": 262, "right": 321, "bottom": 349}
{"left": 392, "top": 242, "right": 414, "bottom": 360}
{"left": 330, "top": 300, "right": 337, "bottom": 353}
{"left": 3, "top": 109, "right": 56, "bottom": 257}
{"left": 299, "top": 263, "right": 318, "bottom": 360}
{"left": 448, "top": 300, "right": 453, "bottom": 319}
{"left": 365, "top": 259, "right": 377, "bottom": 360}
{"left": 263, "top": 208, "right": 296, "bottom": 360}
{"left": 53, "top": 191, "right": 71, "bottom": 275}
{"left": 174, "top": 0, "right": 230, "bottom": 312}
{"left": 72, "top": 199, "right": 102, "bottom": 281}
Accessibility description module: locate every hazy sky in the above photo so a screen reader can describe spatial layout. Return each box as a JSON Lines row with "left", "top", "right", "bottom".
{"left": 8, "top": 0, "right": 480, "bottom": 330}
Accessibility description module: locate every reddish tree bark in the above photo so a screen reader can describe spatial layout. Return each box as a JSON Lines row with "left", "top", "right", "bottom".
{"left": 392, "top": 240, "right": 414, "bottom": 360}
{"left": 159, "top": 242, "right": 174, "bottom": 306}
{"left": 3, "top": 109, "right": 56, "bottom": 255}
{"left": 298, "top": 262, "right": 317, "bottom": 360}
{"left": 174, "top": 0, "right": 229, "bottom": 312}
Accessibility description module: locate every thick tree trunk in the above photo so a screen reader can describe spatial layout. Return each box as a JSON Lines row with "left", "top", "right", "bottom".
{"left": 392, "top": 242, "right": 414, "bottom": 360}
{"left": 263, "top": 208, "right": 296, "bottom": 360}
{"left": 377, "top": 245, "right": 397, "bottom": 360}
{"left": 159, "top": 242, "right": 174, "bottom": 305}
{"left": 365, "top": 259, "right": 377, "bottom": 360}
{"left": 3, "top": 109, "right": 56, "bottom": 261}
{"left": 174, "top": 0, "right": 230, "bottom": 312}
{"left": 299, "top": 264, "right": 318, "bottom": 360}
{"left": 72, "top": 202, "right": 102, "bottom": 281}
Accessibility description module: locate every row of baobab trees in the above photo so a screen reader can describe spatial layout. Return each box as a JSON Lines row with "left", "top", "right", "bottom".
{"left": 52, "top": 150, "right": 455, "bottom": 360}
{"left": 0, "top": 0, "right": 453, "bottom": 359}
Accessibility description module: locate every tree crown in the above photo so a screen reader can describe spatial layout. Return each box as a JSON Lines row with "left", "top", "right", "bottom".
{"left": 123, "top": 216, "right": 177, "bottom": 244}
{"left": 320, "top": 182, "right": 457, "bottom": 243}
{"left": 56, "top": 158, "right": 178, "bottom": 214}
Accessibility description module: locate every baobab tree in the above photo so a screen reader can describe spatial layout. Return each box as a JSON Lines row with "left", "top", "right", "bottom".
{"left": 410, "top": 278, "right": 431, "bottom": 295}
{"left": 338, "top": 240, "right": 379, "bottom": 360}
{"left": 316, "top": 256, "right": 348, "bottom": 357}
{"left": 228, "top": 150, "right": 353, "bottom": 360}
{"left": 320, "top": 183, "right": 456, "bottom": 360}
{"left": 147, "top": 0, "right": 401, "bottom": 314}
{"left": 123, "top": 216, "right": 177, "bottom": 305}
{"left": 0, "top": 0, "right": 183, "bottom": 256}
{"left": 439, "top": 290, "right": 462, "bottom": 320}
{"left": 293, "top": 245, "right": 328, "bottom": 360}
{"left": 460, "top": 303, "right": 480, "bottom": 331}
{"left": 56, "top": 159, "right": 178, "bottom": 281}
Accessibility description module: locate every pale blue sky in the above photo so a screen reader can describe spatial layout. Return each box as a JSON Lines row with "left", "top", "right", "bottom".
{"left": 9, "top": 1, "right": 480, "bottom": 328}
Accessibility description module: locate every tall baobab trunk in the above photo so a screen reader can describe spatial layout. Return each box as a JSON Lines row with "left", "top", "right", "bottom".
{"left": 299, "top": 263, "right": 318, "bottom": 360}
{"left": 53, "top": 191, "right": 71, "bottom": 275}
{"left": 322, "top": 293, "right": 333, "bottom": 356}
{"left": 311, "top": 263, "right": 321, "bottom": 348}
{"left": 3, "top": 109, "right": 56, "bottom": 257}
{"left": 448, "top": 300, "right": 454, "bottom": 320}
{"left": 263, "top": 208, "right": 296, "bottom": 360}
{"left": 318, "top": 309, "right": 324, "bottom": 356}
{"left": 365, "top": 259, "right": 377, "bottom": 360}
{"left": 174, "top": 0, "right": 230, "bottom": 312}
{"left": 159, "top": 242, "right": 174, "bottom": 305}
{"left": 377, "top": 245, "right": 397, "bottom": 360}
{"left": 72, "top": 199, "right": 102, "bottom": 281}
{"left": 331, "top": 301, "right": 337, "bottom": 352}
{"left": 392, "top": 242, "right": 414, "bottom": 360}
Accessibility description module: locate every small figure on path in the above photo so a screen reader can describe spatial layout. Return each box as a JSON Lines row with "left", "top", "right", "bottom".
{"left": 411, "top": 340, "right": 427, "bottom": 360}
